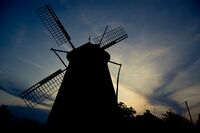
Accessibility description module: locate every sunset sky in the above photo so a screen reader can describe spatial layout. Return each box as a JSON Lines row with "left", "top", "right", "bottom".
{"left": 0, "top": 0, "right": 200, "bottom": 122}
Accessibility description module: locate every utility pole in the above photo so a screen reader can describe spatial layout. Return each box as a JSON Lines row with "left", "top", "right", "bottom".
{"left": 185, "top": 101, "right": 194, "bottom": 125}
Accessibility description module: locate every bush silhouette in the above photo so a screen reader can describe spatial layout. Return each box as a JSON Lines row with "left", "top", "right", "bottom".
{"left": 0, "top": 104, "right": 198, "bottom": 132}
{"left": 162, "top": 109, "right": 193, "bottom": 130}
{"left": 0, "top": 105, "right": 45, "bottom": 130}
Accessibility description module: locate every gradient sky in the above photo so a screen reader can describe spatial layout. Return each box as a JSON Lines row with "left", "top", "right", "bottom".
{"left": 0, "top": 0, "right": 200, "bottom": 122}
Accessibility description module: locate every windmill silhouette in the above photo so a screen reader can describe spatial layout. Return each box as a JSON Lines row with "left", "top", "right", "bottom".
{"left": 20, "top": 4, "right": 128, "bottom": 129}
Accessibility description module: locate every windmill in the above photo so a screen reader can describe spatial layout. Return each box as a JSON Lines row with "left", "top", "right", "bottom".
{"left": 19, "top": 4, "right": 128, "bottom": 129}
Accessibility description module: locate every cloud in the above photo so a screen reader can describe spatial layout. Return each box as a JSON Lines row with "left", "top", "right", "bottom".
{"left": 34, "top": 94, "right": 57, "bottom": 110}
{"left": 14, "top": 55, "right": 46, "bottom": 71}
{"left": 170, "top": 84, "right": 200, "bottom": 122}
{"left": 0, "top": 89, "right": 24, "bottom": 106}
{"left": 0, "top": 80, "right": 22, "bottom": 98}
{"left": 8, "top": 105, "right": 49, "bottom": 123}
{"left": 10, "top": 26, "right": 28, "bottom": 51}
{"left": 109, "top": 43, "right": 167, "bottom": 95}
{"left": 163, "top": 58, "right": 200, "bottom": 120}
{"left": 0, "top": 81, "right": 51, "bottom": 115}
{"left": 147, "top": 41, "right": 200, "bottom": 112}
{"left": 1, "top": 0, "right": 200, "bottom": 122}
{"left": 0, "top": 70, "right": 3, "bottom": 74}
{"left": 0, "top": 78, "right": 56, "bottom": 110}
{"left": 59, "top": 0, "right": 66, "bottom": 4}
{"left": 106, "top": 12, "right": 200, "bottom": 119}
{"left": 118, "top": 84, "right": 148, "bottom": 114}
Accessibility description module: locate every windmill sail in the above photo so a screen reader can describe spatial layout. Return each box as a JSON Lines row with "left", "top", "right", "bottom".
{"left": 36, "top": 4, "right": 75, "bottom": 49}
{"left": 93, "top": 26, "right": 128, "bottom": 49}
{"left": 20, "top": 69, "right": 66, "bottom": 107}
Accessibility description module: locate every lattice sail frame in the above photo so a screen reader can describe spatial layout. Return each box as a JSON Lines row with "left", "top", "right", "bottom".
{"left": 20, "top": 69, "right": 66, "bottom": 107}
{"left": 93, "top": 26, "right": 128, "bottom": 49}
{"left": 36, "top": 4, "right": 71, "bottom": 46}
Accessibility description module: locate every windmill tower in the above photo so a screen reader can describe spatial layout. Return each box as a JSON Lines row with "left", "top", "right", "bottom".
{"left": 20, "top": 4, "right": 128, "bottom": 129}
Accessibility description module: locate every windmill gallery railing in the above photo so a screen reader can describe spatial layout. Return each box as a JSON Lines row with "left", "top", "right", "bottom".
{"left": 20, "top": 69, "right": 66, "bottom": 107}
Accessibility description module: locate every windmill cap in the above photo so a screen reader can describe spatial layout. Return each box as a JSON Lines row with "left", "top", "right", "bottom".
{"left": 67, "top": 42, "right": 110, "bottom": 63}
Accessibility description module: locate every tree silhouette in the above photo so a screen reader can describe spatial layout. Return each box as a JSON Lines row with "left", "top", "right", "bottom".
{"left": 196, "top": 114, "right": 200, "bottom": 130}
{"left": 118, "top": 102, "right": 136, "bottom": 118}
{"left": 0, "top": 105, "right": 12, "bottom": 128}
{"left": 162, "top": 109, "right": 193, "bottom": 130}
{"left": 1, "top": 103, "right": 198, "bottom": 132}
{"left": 0, "top": 104, "right": 45, "bottom": 130}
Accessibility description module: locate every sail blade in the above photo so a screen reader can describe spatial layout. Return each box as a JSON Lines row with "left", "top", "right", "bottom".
{"left": 93, "top": 26, "right": 128, "bottom": 49}
{"left": 20, "top": 69, "right": 66, "bottom": 107}
{"left": 36, "top": 4, "right": 75, "bottom": 49}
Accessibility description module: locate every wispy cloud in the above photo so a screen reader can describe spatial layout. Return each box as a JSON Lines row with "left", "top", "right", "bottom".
{"left": 0, "top": 89, "right": 24, "bottom": 106}
{"left": 1, "top": 0, "right": 200, "bottom": 122}
{"left": 58, "top": 0, "right": 66, "bottom": 4}
{"left": 14, "top": 55, "right": 46, "bottom": 71}
{"left": 80, "top": 0, "right": 200, "bottom": 120}
{"left": 0, "top": 70, "right": 3, "bottom": 75}
{"left": 0, "top": 84, "right": 21, "bottom": 98}
{"left": 10, "top": 26, "right": 28, "bottom": 51}
{"left": 108, "top": 12, "right": 200, "bottom": 119}
{"left": 0, "top": 78, "right": 25, "bottom": 107}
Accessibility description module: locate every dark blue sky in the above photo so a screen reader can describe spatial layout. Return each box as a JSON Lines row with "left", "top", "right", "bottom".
{"left": 0, "top": 0, "right": 200, "bottom": 122}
